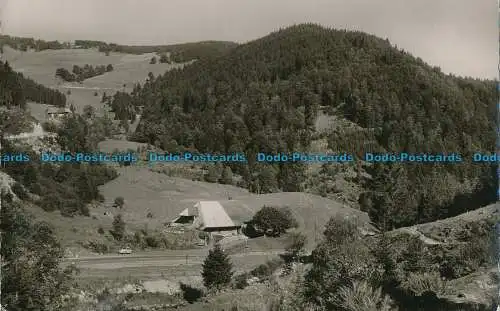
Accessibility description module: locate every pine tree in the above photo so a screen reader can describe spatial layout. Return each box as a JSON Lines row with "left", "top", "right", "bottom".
{"left": 204, "top": 165, "right": 220, "bottom": 183}
{"left": 372, "top": 234, "right": 398, "bottom": 288}
{"left": 1, "top": 198, "right": 75, "bottom": 310}
{"left": 202, "top": 243, "right": 233, "bottom": 290}
{"left": 220, "top": 166, "right": 233, "bottom": 185}
{"left": 111, "top": 214, "right": 126, "bottom": 241}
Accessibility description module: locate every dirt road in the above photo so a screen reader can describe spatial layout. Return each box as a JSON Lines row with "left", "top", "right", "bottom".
{"left": 64, "top": 249, "right": 285, "bottom": 279}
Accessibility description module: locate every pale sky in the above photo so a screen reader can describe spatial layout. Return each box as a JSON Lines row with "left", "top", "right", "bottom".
{"left": 0, "top": 0, "right": 497, "bottom": 79}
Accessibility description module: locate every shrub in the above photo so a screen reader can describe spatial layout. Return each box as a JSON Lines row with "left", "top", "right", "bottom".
{"left": 179, "top": 283, "right": 203, "bottom": 303}
{"left": 233, "top": 273, "right": 249, "bottom": 289}
{"left": 114, "top": 196, "right": 125, "bottom": 208}
{"left": 97, "top": 194, "right": 105, "bottom": 202}
{"left": 110, "top": 214, "right": 125, "bottom": 240}
{"left": 42, "top": 121, "right": 58, "bottom": 133}
{"left": 85, "top": 241, "right": 110, "bottom": 253}
{"left": 336, "top": 281, "right": 395, "bottom": 311}
{"left": 145, "top": 236, "right": 160, "bottom": 248}
{"left": 250, "top": 258, "right": 285, "bottom": 279}
{"left": 29, "top": 183, "right": 43, "bottom": 195}
{"left": 400, "top": 272, "right": 446, "bottom": 296}
{"left": 11, "top": 182, "right": 28, "bottom": 200}
{"left": 81, "top": 205, "right": 90, "bottom": 216}
{"left": 38, "top": 196, "right": 59, "bottom": 212}
{"left": 285, "top": 232, "right": 307, "bottom": 261}
{"left": 97, "top": 227, "right": 105, "bottom": 234}
{"left": 252, "top": 205, "right": 297, "bottom": 236}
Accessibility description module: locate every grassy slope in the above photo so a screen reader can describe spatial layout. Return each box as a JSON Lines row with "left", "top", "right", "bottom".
{"left": 99, "top": 165, "right": 370, "bottom": 247}
{"left": 2, "top": 46, "right": 181, "bottom": 115}
{"left": 21, "top": 160, "right": 370, "bottom": 253}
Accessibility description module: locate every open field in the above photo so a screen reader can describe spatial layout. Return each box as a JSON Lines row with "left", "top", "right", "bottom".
{"left": 97, "top": 166, "right": 371, "bottom": 245}
{"left": 2, "top": 46, "right": 183, "bottom": 114}
{"left": 24, "top": 163, "right": 371, "bottom": 256}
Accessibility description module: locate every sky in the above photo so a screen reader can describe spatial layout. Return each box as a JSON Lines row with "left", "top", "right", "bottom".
{"left": 0, "top": 0, "right": 497, "bottom": 79}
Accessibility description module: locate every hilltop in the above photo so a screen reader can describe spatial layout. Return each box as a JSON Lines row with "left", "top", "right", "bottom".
{"left": 126, "top": 23, "right": 495, "bottom": 230}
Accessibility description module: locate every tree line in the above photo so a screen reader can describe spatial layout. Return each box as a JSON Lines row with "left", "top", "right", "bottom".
{"left": 0, "top": 35, "right": 70, "bottom": 52}
{"left": 0, "top": 61, "right": 67, "bottom": 108}
{"left": 0, "top": 35, "right": 238, "bottom": 63}
{"left": 55, "top": 63, "right": 114, "bottom": 82}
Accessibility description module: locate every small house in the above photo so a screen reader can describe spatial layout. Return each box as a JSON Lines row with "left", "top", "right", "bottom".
{"left": 46, "top": 107, "right": 71, "bottom": 120}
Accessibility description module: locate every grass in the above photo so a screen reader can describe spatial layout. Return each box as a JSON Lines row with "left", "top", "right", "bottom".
{"left": 97, "top": 139, "right": 147, "bottom": 154}
{"left": 96, "top": 166, "right": 371, "bottom": 249}
{"left": 2, "top": 46, "right": 183, "bottom": 115}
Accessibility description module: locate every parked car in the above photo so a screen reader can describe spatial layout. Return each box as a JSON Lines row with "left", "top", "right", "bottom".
{"left": 118, "top": 247, "right": 132, "bottom": 254}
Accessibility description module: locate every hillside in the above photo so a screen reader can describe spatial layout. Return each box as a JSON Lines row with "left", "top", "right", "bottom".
{"left": 0, "top": 60, "right": 67, "bottom": 110}
{"left": 1, "top": 35, "right": 238, "bottom": 62}
{"left": 383, "top": 203, "right": 500, "bottom": 308}
{"left": 128, "top": 23, "right": 496, "bottom": 230}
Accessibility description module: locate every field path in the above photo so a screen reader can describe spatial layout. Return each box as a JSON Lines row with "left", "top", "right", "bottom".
{"left": 397, "top": 227, "right": 442, "bottom": 245}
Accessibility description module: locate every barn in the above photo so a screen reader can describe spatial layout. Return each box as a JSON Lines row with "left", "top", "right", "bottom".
{"left": 171, "top": 201, "right": 241, "bottom": 236}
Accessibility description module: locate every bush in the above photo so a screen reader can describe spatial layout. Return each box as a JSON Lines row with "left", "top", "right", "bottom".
{"left": 114, "top": 196, "right": 125, "bottom": 208}
{"left": 97, "top": 194, "right": 105, "bottom": 202}
{"left": 159, "top": 54, "right": 169, "bottom": 63}
{"left": 85, "top": 241, "right": 110, "bottom": 253}
{"left": 336, "top": 281, "right": 395, "bottom": 311}
{"left": 81, "top": 205, "right": 90, "bottom": 216}
{"left": 28, "top": 183, "right": 43, "bottom": 195}
{"left": 42, "top": 121, "right": 58, "bottom": 133}
{"left": 252, "top": 205, "right": 297, "bottom": 236}
{"left": 11, "top": 182, "right": 28, "bottom": 200}
{"left": 249, "top": 258, "right": 285, "bottom": 279}
{"left": 145, "top": 236, "right": 160, "bottom": 248}
{"left": 400, "top": 272, "right": 446, "bottom": 297}
{"left": 179, "top": 283, "right": 203, "bottom": 303}
{"left": 38, "top": 196, "right": 59, "bottom": 212}
{"left": 233, "top": 273, "right": 249, "bottom": 289}
{"left": 97, "top": 227, "right": 105, "bottom": 234}
{"left": 285, "top": 232, "right": 307, "bottom": 261}
{"left": 110, "top": 214, "right": 125, "bottom": 240}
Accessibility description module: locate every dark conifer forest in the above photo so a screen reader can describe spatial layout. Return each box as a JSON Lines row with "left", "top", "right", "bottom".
{"left": 0, "top": 61, "right": 67, "bottom": 108}
{"left": 126, "top": 24, "right": 496, "bottom": 229}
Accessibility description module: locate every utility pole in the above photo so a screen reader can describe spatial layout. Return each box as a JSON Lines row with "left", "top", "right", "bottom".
{"left": 314, "top": 216, "right": 317, "bottom": 244}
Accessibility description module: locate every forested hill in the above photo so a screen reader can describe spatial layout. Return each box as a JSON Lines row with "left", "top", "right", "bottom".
{"left": 130, "top": 23, "right": 496, "bottom": 229}
{"left": 0, "top": 61, "right": 67, "bottom": 109}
